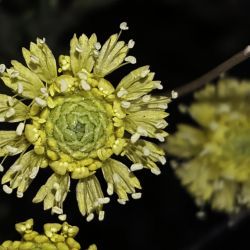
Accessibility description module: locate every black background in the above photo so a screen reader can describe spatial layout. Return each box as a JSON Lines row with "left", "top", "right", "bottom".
{"left": 0, "top": 0, "right": 250, "bottom": 249}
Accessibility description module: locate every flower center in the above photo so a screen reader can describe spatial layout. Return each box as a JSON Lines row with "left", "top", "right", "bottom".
{"left": 45, "top": 93, "right": 112, "bottom": 160}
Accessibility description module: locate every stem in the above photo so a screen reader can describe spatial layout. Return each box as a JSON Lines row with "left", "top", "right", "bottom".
{"left": 183, "top": 210, "right": 250, "bottom": 250}
{"left": 176, "top": 45, "right": 250, "bottom": 97}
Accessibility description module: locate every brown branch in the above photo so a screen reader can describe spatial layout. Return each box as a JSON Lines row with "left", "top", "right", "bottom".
{"left": 175, "top": 45, "right": 250, "bottom": 97}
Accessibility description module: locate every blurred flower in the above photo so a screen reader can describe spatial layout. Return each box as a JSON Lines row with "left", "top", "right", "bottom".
{"left": 0, "top": 218, "right": 96, "bottom": 250}
{"left": 0, "top": 23, "right": 170, "bottom": 221}
{"left": 166, "top": 78, "right": 250, "bottom": 213}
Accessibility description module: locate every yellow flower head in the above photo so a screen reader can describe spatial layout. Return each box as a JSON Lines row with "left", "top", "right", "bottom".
{"left": 166, "top": 78, "right": 250, "bottom": 213}
{"left": 0, "top": 23, "right": 170, "bottom": 221}
{"left": 0, "top": 218, "right": 97, "bottom": 250}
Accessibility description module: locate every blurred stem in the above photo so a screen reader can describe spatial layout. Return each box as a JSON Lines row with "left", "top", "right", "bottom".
{"left": 184, "top": 210, "right": 250, "bottom": 250}
{"left": 176, "top": 45, "right": 250, "bottom": 97}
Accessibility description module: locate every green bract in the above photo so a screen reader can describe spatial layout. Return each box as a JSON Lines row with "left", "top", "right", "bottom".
{"left": 0, "top": 23, "right": 170, "bottom": 221}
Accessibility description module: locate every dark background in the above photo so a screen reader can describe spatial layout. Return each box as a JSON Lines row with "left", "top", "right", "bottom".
{"left": 0, "top": 0, "right": 250, "bottom": 249}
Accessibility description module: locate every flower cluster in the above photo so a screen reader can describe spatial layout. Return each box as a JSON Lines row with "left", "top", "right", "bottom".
{"left": 0, "top": 218, "right": 96, "bottom": 250}
{"left": 0, "top": 22, "right": 170, "bottom": 221}
{"left": 166, "top": 78, "right": 250, "bottom": 213}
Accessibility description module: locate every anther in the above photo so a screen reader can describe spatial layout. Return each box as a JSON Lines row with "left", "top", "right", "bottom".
{"left": 81, "top": 79, "right": 91, "bottom": 91}
{"left": 52, "top": 206, "right": 63, "bottom": 215}
{"left": 86, "top": 213, "right": 94, "bottom": 222}
{"left": 0, "top": 64, "right": 6, "bottom": 73}
{"left": 60, "top": 79, "right": 68, "bottom": 92}
{"left": 143, "top": 147, "right": 150, "bottom": 156}
{"left": 98, "top": 211, "right": 105, "bottom": 221}
{"left": 120, "top": 22, "right": 129, "bottom": 30}
{"left": 17, "top": 191, "right": 24, "bottom": 198}
{"left": 0, "top": 164, "right": 3, "bottom": 172}
{"left": 125, "top": 56, "right": 136, "bottom": 64}
{"left": 132, "top": 192, "right": 142, "bottom": 199}
{"left": 7, "top": 96, "right": 14, "bottom": 107}
{"left": 117, "top": 199, "right": 126, "bottom": 205}
{"left": 94, "top": 42, "right": 101, "bottom": 50}
{"left": 131, "top": 133, "right": 140, "bottom": 143}
{"left": 30, "top": 55, "right": 40, "bottom": 64}
{"left": 37, "top": 37, "right": 46, "bottom": 44}
{"left": 156, "top": 133, "right": 165, "bottom": 142}
{"left": 121, "top": 101, "right": 131, "bottom": 108}
{"left": 154, "top": 81, "right": 163, "bottom": 90}
{"left": 107, "top": 183, "right": 114, "bottom": 195}
{"left": 142, "top": 95, "right": 151, "bottom": 102}
{"left": 6, "top": 145, "right": 18, "bottom": 155}
{"left": 131, "top": 163, "right": 144, "bottom": 171}
{"left": 158, "top": 156, "right": 166, "bottom": 165}
{"left": 5, "top": 108, "right": 15, "bottom": 118}
{"left": 17, "top": 82, "right": 23, "bottom": 94}
{"left": 117, "top": 87, "right": 128, "bottom": 98}
{"left": 98, "top": 197, "right": 110, "bottom": 204}
{"left": 151, "top": 168, "right": 161, "bottom": 175}
{"left": 35, "top": 97, "right": 47, "bottom": 107}
{"left": 3, "top": 185, "right": 13, "bottom": 194}
{"left": 75, "top": 43, "right": 83, "bottom": 53}
{"left": 140, "top": 69, "right": 150, "bottom": 78}
{"left": 58, "top": 214, "right": 67, "bottom": 221}
{"left": 29, "top": 166, "right": 39, "bottom": 179}
{"left": 128, "top": 39, "right": 135, "bottom": 49}
{"left": 171, "top": 90, "right": 178, "bottom": 99}
{"left": 16, "top": 122, "right": 25, "bottom": 136}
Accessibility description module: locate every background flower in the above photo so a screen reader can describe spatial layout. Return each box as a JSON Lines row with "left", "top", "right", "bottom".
{"left": 166, "top": 78, "right": 250, "bottom": 213}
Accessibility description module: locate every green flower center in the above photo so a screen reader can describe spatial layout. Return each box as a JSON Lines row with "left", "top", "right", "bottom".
{"left": 45, "top": 92, "right": 114, "bottom": 161}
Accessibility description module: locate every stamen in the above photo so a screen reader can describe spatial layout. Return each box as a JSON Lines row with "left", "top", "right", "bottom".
{"left": 131, "top": 133, "right": 140, "bottom": 143}
{"left": 3, "top": 185, "right": 13, "bottom": 194}
{"left": 171, "top": 90, "right": 178, "bottom": 99}
{"left": 75, "top": 43, "right": 83, "bottom": 53}
{"left": 37, "top": 37, "right": 46, "bottom": 44}
{"left": 35, "top": 97, "right": 47, "bottom": 107}
{"left": 132, "top": 192, "right": 142, "bottom": 199}
{"left": 107, "top": 183, "right": 114, "bottom": 195}
{"left": 94, "top": 42, "right": 102, "bottom": 50}
{"left": 5, "top": 108, "right": 15, "bottom": 118}
{"left": 142, "top": 95, "right": 151, "bottom": 102}
{"left": 10, "top": 164, "right": 22, "bottom": 172}
{"left": 158, "top": 156, "right": 166, "bottom": 165}
{"left": 86, "top": 213, "right": 94, "bottom": 222}
{"left": 151, "top": 168, "right": 161, "bottom": 175}
{"left": 0, "top": 64, "right": 6, "bottom": 73}
{"left": 6, "top": 145, "right": 18, "bottom": 155}
{"left": 121, "top": 101, "right": 131, "bottom": 108}
{"left": 98, "top": 211, "right": 105, "bottom": 221}
{"left": 80, "top": 79, "right": 91, "bottom": 91}
{"left": 140, "top": 69, "right": 150, "bottom": 78}
{"left": 117, "top": 87, "right": 128, "bottom": 98}
{"left": 52, "top": 206, "right": 63, "bottom": 215}
{"left": 29, "top": 166, "right": 39, "bottom": 179}
{"left": 130, "top": 163, "right": 144, "bottom": 171}
{"left": 60, "top": 79, "right": 68, "bottom": 92}
{"left": 128, "top": 39, "right": 135, "bottom": 49}
{"left": 143, "top": 147, "right": 151, "bottom": 156}
{"left": 120, "top": 22, "right": 129, "bottom": 30}
{"left": 98, "top": 197, "right": 110, "bottom": 204}
{"left": 154, "top": 81, "right": 163, "bottom": 90}
{"left": 7, "top": 96, "right": 14, "bottom": 107}
{"left": 117, "top": 199, "right": 126, "bottom": 205}
{"left": 10, "top": 70, "right": 19, "bottom": 78}
{"left": 125, "top": 56, "right": 137, "bottom": 64}
{"left": 58, "top": 214, "right": 67, "bottom": 221}
{"left": 16, "top": 122, "right": 25, "bottom": 136}
{"left": 137, "top": 126, "right": 148, "bottom": 136}
{"left": 30, "top": 55, "right": 40, "bottom": 64}
{"left": 17, "top": 191, "right": 24, "bottom": 198}
{"left": 156, "top": 133, "right": 165, "bottom": 142}
{"left": 17, "top": 82, "right": 23, "bottom": 94}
